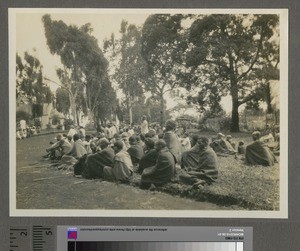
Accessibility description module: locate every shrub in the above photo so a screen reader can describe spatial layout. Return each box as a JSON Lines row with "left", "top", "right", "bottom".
{"left": 64, "top": 119, "right": 74, "bottom": 130}
{"left": 16, "top": 111, "right": 31, "bottom": 122}
{"left": 52, "top": 115, "right": 61, "bottom": 125}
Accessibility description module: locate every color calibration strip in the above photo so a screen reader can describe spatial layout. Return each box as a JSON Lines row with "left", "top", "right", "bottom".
{"left": 67, "top": 241, "right": 243, "bottom": 251}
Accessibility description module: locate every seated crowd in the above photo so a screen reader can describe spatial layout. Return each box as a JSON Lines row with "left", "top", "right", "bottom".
{"left": 43, "top": 120, "right": 278, "bottom": 190}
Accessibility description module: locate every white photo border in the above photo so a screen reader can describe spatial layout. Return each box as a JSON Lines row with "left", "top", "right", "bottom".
{"left": 9, "top": 8, "right": 288, "bottom": 218}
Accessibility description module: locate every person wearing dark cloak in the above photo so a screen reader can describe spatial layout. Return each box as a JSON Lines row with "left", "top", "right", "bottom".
{"left": 245, "top": 131, "right": 276, "bottom": 166}
{"left": 137, "top": 138, "right": 159, "bottom": 174}
{"left": 80, "top": 138, "right": 115, "bottom": 179}
{"left": 127, "top": 135, "right": 144, "bottom": 168}
{"left": 180, "top": 136, "right": 219, "bottom": 186}
{"left": 140, "top": 139, "right": 175, "bottom": 189}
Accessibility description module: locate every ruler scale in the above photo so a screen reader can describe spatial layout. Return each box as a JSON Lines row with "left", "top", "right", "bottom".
{"left": 9, "top": 226, "right": 56, "bottom": 251}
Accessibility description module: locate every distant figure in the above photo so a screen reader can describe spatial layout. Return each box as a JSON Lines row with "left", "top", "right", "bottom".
{"left": 103, "top": 141, "right": 133, "bottom": 182}
{"left": 163, "top": 119, "right": 182, "bottom": 164}
{"left": 181, "top": 132, "right": 191, "bottom": 152}
{"left": 79, "top": 126, "right": 86, "bottom": 138}
{"left": 180, "top": 136, "right": 219, "bottom": 186}
{"left": 238, "top": 141, "right": 246, "bottom": 154}
{"left": 245, "top": 131, "right": 276, "bottom": 166}
{"left": 140, "top": 116, "right": 149, "bottom": 135}
{"left": 67, "top": 125, "right": 77, "bottom": 138}
{"left": 226, "top": 135, "right": 236, "bottom": 150}
{"left": 140, "top": 139, "right": 175, "bottom": 189}
{"left": 210, "top": 132, "right": 236, "bottom": 155}
{"left": 81, "top": 138, "right": 115, "bottom": 179}
{"left": 20, "top": 119, "right": 27, "bottom": 131}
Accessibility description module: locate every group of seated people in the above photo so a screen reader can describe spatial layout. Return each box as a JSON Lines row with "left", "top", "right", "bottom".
{"left": 43, "top": 120, "right": 278, "bottom": 190}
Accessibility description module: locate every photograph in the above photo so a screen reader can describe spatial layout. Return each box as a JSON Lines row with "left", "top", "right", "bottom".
{"left": 9, "top": 8, "right": 288, "bottom": 217}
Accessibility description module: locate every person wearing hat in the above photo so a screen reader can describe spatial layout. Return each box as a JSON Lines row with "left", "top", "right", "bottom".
{"left": 103, "top": 140, "right": 133, "bottom": 182}
{"left": 81, "top": 138, "right": 115, "bottom": 179}
{"left": 163, "top": 119, "right": 182, "bottom": 164}
{"left": 245, "top": 131, "right": 276, "bottom": 166}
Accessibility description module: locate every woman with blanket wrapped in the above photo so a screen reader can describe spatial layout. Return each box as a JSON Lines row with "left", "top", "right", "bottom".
{"left": 127, "top": 135, "right": 144, "bottom": 168}
{"left": 80, "top": 138, "right": 115, "bottom": 179}
{"left": 245, "top": 131, "right": 276, "bottom": 166}
{"left": 140, "top": 139, "right": 175, "bottom": 189}
{"left": 137, "top": 138, "right": 159, "bottom": 174}
{"left": 180, "top": 136, "right": 219, "bottom": 186}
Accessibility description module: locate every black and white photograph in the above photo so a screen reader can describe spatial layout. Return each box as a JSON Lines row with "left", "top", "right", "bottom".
{"left": 9, "top": 8, "right": 288, "bottom": 217}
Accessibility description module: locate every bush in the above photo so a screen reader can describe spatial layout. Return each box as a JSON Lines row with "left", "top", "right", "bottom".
{"left": 52, "top": 115, "right": 61, "bottom": 125}
{"left": 33, "top": 118, "right": 42, "bottom": 128}
{"left": 219, "top": 117, "right": 231, "bottom": 131}
{"left": 16, "top": 111, "right": 31, "bottom": 122}
{"left": 64, "top": 119, "right": 74, "bottom": 130}
{"left": 46, "top": 123, "right": 52, "bottom": 130}
{"left": 57, "top": 124, "right": 62, "bottom": 130}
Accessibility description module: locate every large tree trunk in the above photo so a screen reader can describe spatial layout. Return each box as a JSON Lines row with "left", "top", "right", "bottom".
{"left": 231, "top": 99, "right": 240, "bottom": 132}
{"left": 160, "top": 93, "right": 165, "bottom": 127}
{"left": 69, "top": 95, "right": 77, "bottom": 126}
{"left": 230, "top": 80, "right": 240, "bottom": 132}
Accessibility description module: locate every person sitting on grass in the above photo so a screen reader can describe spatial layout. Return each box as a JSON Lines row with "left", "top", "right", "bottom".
{"left": 226, "top": 135, "right": 236, "bottom": 150}
{"left": 79, "top": 138, "right": 115, "bottom": 179}
{"left": 127, "top": 135, "right": 144, "bottom": 169}
{"left": 210, "top": 132, "right": 236, "bottom": 156}
{"left": 238, "top": 141, "right": 246, "bottom": 154}
{"left": 103, "top": 140, "right": 133, "bottom": 183}
{"left": 163, "top": 119, "right": 182, "bottom": 164}
{"left": 245, "top": 131, "right": 277, "bottom": 166}
{"left": 140, "top": 139, "right": 175, "bottom": 190}
{"left": 137, "top": 138, "right": 159, "bottom": 174}
{"left": 45, "top": 133, "right": 72, "bottom": 160}
{"left": 180, "top": 136, "right": 219, "bottom": 187}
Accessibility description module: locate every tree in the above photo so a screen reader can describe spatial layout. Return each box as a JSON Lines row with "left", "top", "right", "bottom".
{"left": 104, "top": 20, "right": 147, "bottom": 124}
{"left": 16, "top": 52, "right": 53, "bottom": 117}
{"left": 141, "top": 14, "right": 189, "bottom": 126}
{"left": 93, "top": 78, "right": 117, "bottom": 125}
{"left": 55, "top": 87, "right": 70, "bottom": 116}
{"left": 42, "top": 15, "right": 111, "bottom": 125}
{"left": 185, "top": 14, "right": 279, "bottom": 132}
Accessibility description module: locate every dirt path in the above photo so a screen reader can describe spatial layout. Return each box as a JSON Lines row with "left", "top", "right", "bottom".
{"left": 16, "top": 134, "right": 229, "bottom": 210}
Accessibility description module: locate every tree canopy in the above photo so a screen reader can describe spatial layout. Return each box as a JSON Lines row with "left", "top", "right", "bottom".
{"left": 185, "top": 14, "right": 279, "bottom": 131}
{"left": 16, "top": 52, "right": 53, "bottom": 106}
{"left": 42, "top": 14, "right": 115, "bottom": 125}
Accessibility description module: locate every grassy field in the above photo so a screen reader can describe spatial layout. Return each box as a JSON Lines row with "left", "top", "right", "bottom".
{"left": 16, "top": 131, "right": 280, "bottom": 210}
